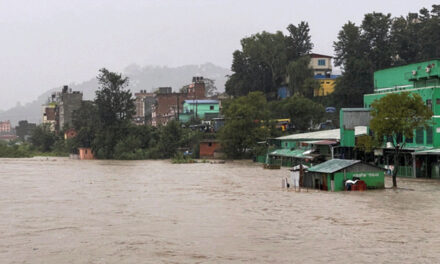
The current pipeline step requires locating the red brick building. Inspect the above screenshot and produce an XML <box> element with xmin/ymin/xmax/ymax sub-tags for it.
<box><xmin>151</xmin><ymin>77</ymin><xmax>206</xmax><ymax>126</ymax></box>
<box><xmin>199</xmin><ymin>140</ymin><xmax>221</xmax><ymax>158</ymax></box>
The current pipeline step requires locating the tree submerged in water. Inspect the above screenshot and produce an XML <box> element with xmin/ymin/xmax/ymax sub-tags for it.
<box><xmin>369</xmin><ymin>92</ymin><xmax>432</xmax><ymax>188</ymax></box>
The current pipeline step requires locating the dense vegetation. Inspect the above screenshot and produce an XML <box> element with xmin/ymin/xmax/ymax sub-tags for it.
<box><xmin>69</xmin><ymin>69</ymin><xmax>202</xmax><ymax>160</ymax></box>
<box><xmin>2</xmin><ymin>5</ymin><xmax>440</xmax><ymax>160</ymax></box>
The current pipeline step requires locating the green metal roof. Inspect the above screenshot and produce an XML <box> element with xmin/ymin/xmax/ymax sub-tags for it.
<box><xmin>269</xmin><ymin>148</ymin><xmax>312</xmax><ymax>159</ymax></box>
<box><xmin>307</xmin><ymin>159</ymin><xmax>360</xmax><ymax>173</ymax></box>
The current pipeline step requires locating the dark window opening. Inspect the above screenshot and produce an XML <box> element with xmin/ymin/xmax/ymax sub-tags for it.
<box><xmin>427</xmin><ymin>99</ymin><xmax>432</xmax><ymax>110</ymax></box>
<box><xmin>210</xmin><ymin>106</ymin><xmax>214</xmax><ymax>110</ymax></box>
<box><xmin>396</xmin><ymin>133</ymin><xmax>403</xmax><ymax>144</ymax></box>
<box><xmin>427</xmin><ymin>126</ymin><xmax>433</xmax><ymax>144</ymax></box>
<box><xmin>416</xmin><ymin>128</ymin><xmax>424</xmax><ymax>144</ymax></box>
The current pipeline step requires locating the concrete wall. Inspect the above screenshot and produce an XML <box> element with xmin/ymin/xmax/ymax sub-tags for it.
<box><xmin>59</xmin><ymin>92</ymin><xmax>83</xmax><ymax>129</ymax></box>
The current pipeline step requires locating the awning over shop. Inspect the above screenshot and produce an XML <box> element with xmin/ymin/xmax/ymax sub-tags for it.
<box><xmin>269</xmin><ymin>148</ymin><xmax>313</xmax><ymax>159</ymax></box>
<box><xmin>312</xmin><ymin>140</ymin><xmax>338</xmax><ymax>145</ymax></box>
<box><xmin>413</xmin><ymin>148</ymin><xmax>440</xmax><ymax>156</ymax></box>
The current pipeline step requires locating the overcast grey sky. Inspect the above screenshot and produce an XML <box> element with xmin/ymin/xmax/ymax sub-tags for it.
<box><xmin>0</xmin><ymin>0</ymin><xmax>435</xmax><ymax>110</ymax></box>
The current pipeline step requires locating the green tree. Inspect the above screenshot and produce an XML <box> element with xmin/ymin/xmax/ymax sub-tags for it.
<box><xmin>225</xmin><ymin>22</ymin><xmax>313</xmax><ymax>98</ymax></box>
<box><xmin>332</xmin><ymin>21</ymin><xmax>374</xmax><ymax>107</ymax></box>
<box><xmin>15</xmin><ymin>120</ymin><xmax>36</xmax><ymax>141</ymax></box>
<box><xmin>286</xmin><ymin>56</ymin><xmax>318</xmax><ymax>97</ymax></box>
<box><xmin>72</xmin><ymin>101</ymin><xmax>99</xmax><ymax>148</ymax></box>
<box><xmin>93</xmin><ymin>68</ymin><xmax>135</xmax><ymax>158</ymax></box>
<box><xmin>361</xmin><ymin>12</ymin><xmax>393</xmax><ymax>70</ymax></box>
<box><xmin>390</xmin><ymin>13</ymin><xmax>422</xmax><ymax>64</ymax></box>
<box><xmin>156</xmin><ymin>120</ymin><xmax>184</xmax><ymax>158</ymax></box>
<box><xmin>418</xmin><ymin>5</ymin><xmax>440</xmax><ymax>60</ymax></box>
<box><xmin>285</xmin><ymin>21</ymin><xmax>313</xmax><ymax>60</ymax></box>
<box><xmin>270</xmin><ymin>95</ymin><xmax>325</xmax><ymax>132</ymax></box>
<box><xmin>219</xmin><ymin>92</ymin><xmax>271</xmax><ymax>158</ymax></box>
<box><xmin>370</xmin><ymin>92</ymin><xmax>432</xmax><ymax>188</ymax></box>
<box><xmin>29</xmin><ymin>124</ymin><xmax>57</xmax><ymax>152</ymax></box>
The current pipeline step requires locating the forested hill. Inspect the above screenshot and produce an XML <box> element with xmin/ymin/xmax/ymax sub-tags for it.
<box><xmin>0</xmin><ymin>63</ymin><xmax>230</xmax><ymax>125</ymax></box>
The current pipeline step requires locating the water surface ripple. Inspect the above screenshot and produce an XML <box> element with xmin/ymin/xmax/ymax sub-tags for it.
<box><xmin>1</xmin><ymin>158</ymin><xmax>439</xmax><ymax>263</ymax></box>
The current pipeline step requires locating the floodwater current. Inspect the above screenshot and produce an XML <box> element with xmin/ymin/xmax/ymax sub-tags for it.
<box><xmin>1</xmin><ymin>157</ymin><xmax>440</xmax><ymax>263</ymax></box>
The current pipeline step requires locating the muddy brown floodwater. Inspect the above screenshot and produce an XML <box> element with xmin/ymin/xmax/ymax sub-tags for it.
<box><xmin>1</xmin><ymin>158</ymin><xmax>440</xmax><ymax>263</ymax></box>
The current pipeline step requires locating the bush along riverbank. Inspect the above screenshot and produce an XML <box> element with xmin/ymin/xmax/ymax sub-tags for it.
<box><xmin>0</xmin><ymin>141</ymin><xmax>69</xmax><ymax>158</ymax></box>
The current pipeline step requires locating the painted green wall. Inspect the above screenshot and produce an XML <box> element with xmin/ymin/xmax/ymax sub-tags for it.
<box><xmin>374</xmin><ymin>59</ymin><xmax>440</xmax><ymax>90</ymax></box>
<box><xmin>364</xmin><ymin>60</ymin><xmax>440</xmax><ymax>149</ymax></box>
<box><xmin>329</xmin><ymin>171</ymin><xmax>385</xmax><ymax>191</ymax></box>
<box><xmin>179</xmin><ymin>102</ymin><xmax>219</xmax><ymax>122</ymax></box>
<box><xmin>280</xmin><ymin>140</ymin><xmax>297</xmax><ymax>149</ymax></box>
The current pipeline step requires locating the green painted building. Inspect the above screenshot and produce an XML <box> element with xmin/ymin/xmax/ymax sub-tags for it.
<box><xmin>305</xmin><ymin>159</ymin><xmax>385</xmax><ymax>191</ymax></box>
<box><xmin>362</xmin><ymin>59</ymin><xmax>440</xmax><ymax>178</ymax></box>
<box><xmin>178</xmin><ymin>100</ymin><xmax>220</xmax><ymax>123</ymax></box>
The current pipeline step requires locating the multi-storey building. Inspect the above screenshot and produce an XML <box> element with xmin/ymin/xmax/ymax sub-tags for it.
<box><xmin>0</xmin><ymin>120</ymin><xmax>11</xmax><ymax>134</ymax></box>
<box><xmin>134</xmin><ymin>90</ymin><xmax>155</xmax><ymax>125</ymax></box>
<box><xmin>59</xmin><ymin>86</ymin><xmax>82</xmax><ymax>129</ymax></box>
<box><xmin>42</xmin><ymin>85</ymin><xmax>82</xmax><ymax>132</ymax></box>
<box><xmin>309</xmin><ymin>53</ymin><xmax>340</xmax><ymax>97</ymax></box>
<box><xmin>151</xmin><ymin>78</ymin><xmax>206</xmax><ymax>126</ymax></box>
<box><xmin>178</xmin><ymin>100</ymin><xmax>220</xmax><ymax>123</ymax></box>
<box><xmin>360</xmin><ymin>59</ymin><xmax>440</xmax><ymax>178</ymax></box>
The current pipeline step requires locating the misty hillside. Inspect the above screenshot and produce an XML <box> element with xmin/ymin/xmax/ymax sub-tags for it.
<box><xmin>0</xmin><ymin>63</ymin><xmax>230</xmax><ymax>125</ymax></box>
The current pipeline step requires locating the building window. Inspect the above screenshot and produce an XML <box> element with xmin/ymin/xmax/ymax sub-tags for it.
<box><xmin>210</xmin><ymin>105</ymin><xmax>214</xmax><ymax>110</ymax></box>
<box><xmin>427</xmin><ymin>99</ymin><xmax>432</xmax><ymax>109</ymax></box>
<box><xmin>208</xmin><ymin>142</ymin><xmax>212</xmax><ymax>147</ymax></box>
<box><xmin>436</xmin><ymin>98</ymin><xmax>440</xmax><ymax>105</ymax></box>
<box><xmin>318</xmin><ymin>59</ymin><xmax>326</xmax><ymax>66</ymax></box>
<box><xmin>405</xmin><ymin>136</ymin><xmax>413</xmax><ymax>144</ymax></box>
<box><xmin>427</xmin><ymin>126</ymin><xmax>433</xmax><ymax>144</ymax></box>
<box><xmin>416</xmin><ymin>128</ymin><xmax>424</xmax><ymax>144</ymax></box>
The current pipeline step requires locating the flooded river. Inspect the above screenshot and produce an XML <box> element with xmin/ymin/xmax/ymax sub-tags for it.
<box><xmin>1</xmin><ymin>158</ymin><xmax>440</xmax><ymax>263</ymax></box>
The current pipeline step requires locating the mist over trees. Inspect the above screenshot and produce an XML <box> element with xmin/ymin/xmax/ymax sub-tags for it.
<box><xmin>0</xmin><ymin>63</ymin><xmax>230</xmax><ymax>126</ymax></box>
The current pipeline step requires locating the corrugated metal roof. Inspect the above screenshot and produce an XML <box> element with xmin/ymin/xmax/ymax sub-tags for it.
<box><xmin>276</xmin><ymin>126</ymin><xmax>367</xmax><ymax>141</ymax></box>
<box><xmin>413</xmin><ymin>148</ymin><xmax>440</xmax><ymax>155</ymax></box>
<box><xmin>307</xmin><ymin>159</ymin><xmax>361</xmax><ymax>173</ymax></box>
<box><xmin>184</xmin><ymin>100</ymin><xmax>219</xmax><ymax>104</ymax></box>
<box><xmin>269</xmin><ymin>149</ymin><xmax>312</xmax><ymax>159</ymax></box>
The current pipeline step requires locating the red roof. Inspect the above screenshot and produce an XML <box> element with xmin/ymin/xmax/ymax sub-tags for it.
<box><xmin>310</xmin><ymin>53</ymin><xmax>332</xmax><ymax>59</ymax></box>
